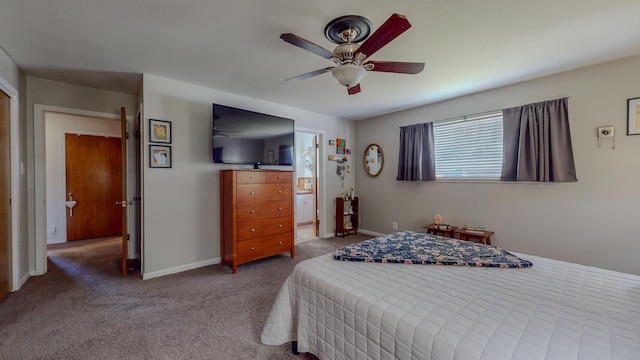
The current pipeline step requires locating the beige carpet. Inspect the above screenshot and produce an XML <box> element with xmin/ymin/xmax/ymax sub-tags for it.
<box><xmin>296</xmin><ymin>231</ymin><xmax>316</xmax><ymax>241</ymax></box>
<box><xmin>0</xmin><ymin>234</ymin><xmax>370</xmax><ymax>360</ymax></box>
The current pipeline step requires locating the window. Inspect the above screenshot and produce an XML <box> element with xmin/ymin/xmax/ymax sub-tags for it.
<box><xmin>433</xmin><ymin>111</ymin><xmax>503</xmax><ymax>180</ymax></box>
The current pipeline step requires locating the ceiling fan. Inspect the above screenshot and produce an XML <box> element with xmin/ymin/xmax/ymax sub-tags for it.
<box><xmin>280</xmin><ymin>13</ymin><xmax>425</xmax><ymax>95</ymax></box>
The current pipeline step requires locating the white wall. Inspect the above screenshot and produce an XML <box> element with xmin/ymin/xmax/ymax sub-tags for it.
<box><xmin>0</xmin><ymin>47</ymin><xmax>20</xmax><ymax>90</ymax></box>
<box><xmin>355</xmin><ymin>54</ymin><xmax>640</xmax><ymax>275</ymax></box>
<box><xmin>44</xmin><ymin>113</ymin><xmax>120</xmax><ymax>244</ymax></box>
<box><xmin>141</xmin><ymin>74</ymin><xmax>354</xmax><ymax>278</ymax></box>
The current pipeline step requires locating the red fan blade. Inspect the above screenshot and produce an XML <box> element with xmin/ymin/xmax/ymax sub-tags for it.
<box><xmin>285</xmin><ymin>67</ymin><xmax>333</xmax><ymax>83</ymax></box>
<box><xmin>280</xmin><ymin>33</ymin><xmax>335</xmax><ymax>60</ymax></box>
<box><xmin>366</xmin><ymin>61</ymin><xmax>425</xmax><ymax>74</ymax></box>
<box><xmin>348</xmin><ymin>84</ymin><xmax>361</xmax><ymax>95</ymax></box>
<box><xmin>356</xmin><ymin>14</ymin><xmax>412</xmax><ymax>59</ymax></box>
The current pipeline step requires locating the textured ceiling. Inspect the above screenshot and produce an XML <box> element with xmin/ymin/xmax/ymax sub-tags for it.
<box><xmin>1</xmin><ymin>0</ymin><xmax>640</xmax><ymax>120</ymax></box>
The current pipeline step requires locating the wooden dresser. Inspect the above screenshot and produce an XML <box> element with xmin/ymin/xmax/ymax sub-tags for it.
<box><xmin>220</xmin><ymin>170</ymin><xmax>295</xmax><ymax>273</ymax></box>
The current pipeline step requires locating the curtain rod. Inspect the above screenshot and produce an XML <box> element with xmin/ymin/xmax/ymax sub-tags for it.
<box><xmin>506</xmin><ymin>96</ymin><xmax>569</xmax><ymax>111</ymax></box>
<box><xmin>400</xmin><ymin>97</ymin><xmax>569</xmax><ymax>127</ymax></box>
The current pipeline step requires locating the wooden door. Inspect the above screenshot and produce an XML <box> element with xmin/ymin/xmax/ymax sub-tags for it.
<box><xmin>119</xmin><ymin>107</ymin><xmax>128</xmax><ymax>277</ymax></box>
<box><xmin>0</xmin><ymin>90</ymin><xmax>10</xmax><ymax>301</ymax></box>
<box><xmin>65</xmin><ymin>134</ymin><xmax>122</xmax><ymax>241</ymax></box>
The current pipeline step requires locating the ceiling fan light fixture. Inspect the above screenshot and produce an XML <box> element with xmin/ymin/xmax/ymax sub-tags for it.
<box><xmin>281</xmin><ymin>14</ymin><xmax>424</xmax><ymax>95</ymax></box>
<box><xmin>332</xmin><ymin>64</ymin><xmax>366</xmax><ymax>88</ymax></box>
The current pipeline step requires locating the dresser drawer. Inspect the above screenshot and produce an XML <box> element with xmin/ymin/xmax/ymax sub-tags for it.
<box><xmin>237</xmin><ymin>216</ymin><xmax>291</xmax><ymax>241</ymax></box>
<box><xmin>237</xmin><ymin>183</ymin><xmax>291</xmax><ymax>203</ymax></box>
<box><xmin>236</xmin><ymin>234</ymin><xmax>293</xmax><ymax>263</ymax></box>
<box><xmin>237</xmin><ymin>200</ymin><xmax>292</xmax><ymax>222</ymax></box>
<box><xmin>267</xmin><ymin>171</ymin><xmax>292</xmax><ymax>184</ymax></box>
<box><xmin>236</xmin><ymin>171</ymin><xmax>266</xmax><ymax>184</ymax></box>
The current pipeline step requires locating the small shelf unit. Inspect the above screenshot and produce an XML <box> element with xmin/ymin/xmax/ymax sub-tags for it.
<box><xmin>335</xmin><ymin>197</ymin><xmax>358</xmax><ymax>237</ymax></box>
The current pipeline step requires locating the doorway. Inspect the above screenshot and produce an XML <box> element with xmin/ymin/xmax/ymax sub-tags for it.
<box><xmin>0</xmin><ymin>90</ymin><xmax>10</xmax><ymax>301</ymax></box>
<box><xmin>44</xmin><ymin>113</ymin><xmax>121</xmax><ymax>244</ymax></box>
<box><xmin>0</xmin><ymin>77</ymin><xmax>19</xmax><ymax>297</ymax></box>
<box><xmin>295</xmin><ymin>131</ymin><xmax>321</xmax><ymax>241</ymax></box>
<box><xmin>35</xmin><ymin>106</ymin><xmax>137</xmax><ymax>277</ymax></box>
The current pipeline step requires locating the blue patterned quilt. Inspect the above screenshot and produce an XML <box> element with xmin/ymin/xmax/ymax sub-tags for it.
<box><xmin>334</xmin><ymin>231</ymin><xmax>532</xmax><ymax>268</ymax></box>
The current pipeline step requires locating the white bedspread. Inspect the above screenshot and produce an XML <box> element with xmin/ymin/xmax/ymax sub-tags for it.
<box><xmin>261</xmin><ymin>252</ymin><xmax>640</xmax><ymax>359</ymax></box>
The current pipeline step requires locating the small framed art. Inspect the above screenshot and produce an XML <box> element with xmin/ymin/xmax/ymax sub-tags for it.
<box><xmin>336</xmin><ymin>138</ymin><xmax>346</xmax><ymax>154</ymax></box>
<box><xmin>627</xmin><ymin>97</ymin><xmax>640</xmax><ymax>135</ymax></box>
<box><xmin>150</xmin><ymin>145</ymin><xmax>172</xmax><ymax>168</ymax></box>
<box><xmin>149</xmin><ymin>119</ymin><xmax>172</xmax><ymax>143</ymax></box>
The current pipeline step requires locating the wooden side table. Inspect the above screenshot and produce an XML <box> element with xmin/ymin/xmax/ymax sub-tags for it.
<box><xmin>454</xmin><ymin>228</ymin><xmax>494</xmax><ymax>245</ymax></box>
<box><xmin>423</xmin><ymin>224</ymin><xmax>458</xmax><ymax>238</ymax></box>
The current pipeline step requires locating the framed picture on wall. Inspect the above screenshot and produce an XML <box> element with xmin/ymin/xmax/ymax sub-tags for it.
<box><xmin>336</xmin><ymin>138</ymin><xmax>346</xmax><ymax>154</ymax></box>
<box><xmin>149</xmin><ymin>119</ymin><xmax>172</xmax><ymax>143</ymax></box>
<box><xmin>150</xmin><ymin>145</ymin><xmax>172</xmax><ymax>168</ymax></box>
<box><xmin>627</xmin><ymin>97</ymin><xmax>640</xmax><ymax>135</ymax></box>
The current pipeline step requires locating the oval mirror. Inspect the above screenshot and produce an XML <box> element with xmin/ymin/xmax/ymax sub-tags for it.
<box><xmin>363</xmin><ymin>144</ymin><xmax>384</xmax><ymax>177</ymax></box>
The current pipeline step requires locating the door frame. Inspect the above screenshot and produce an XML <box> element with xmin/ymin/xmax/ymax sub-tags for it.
<box><xmin>33</xmin><ymin>105</ymin><xmax>133</xmax><ymax>275</ymax></box>
<box><xmin>295</xmin><ymin>127</ymin><xmax>327</xmax><ymax>237</ymax></box>
<box><xmin>0</xmin><ymin>77</ymin><xmax>20</xmax><ymax>291</ymax></box>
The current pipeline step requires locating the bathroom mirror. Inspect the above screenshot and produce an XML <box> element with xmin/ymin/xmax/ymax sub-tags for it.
<box><xmin>363</xmin><ymin>144</ymin><xmax>384</xmax><ymax>177</ymax></box>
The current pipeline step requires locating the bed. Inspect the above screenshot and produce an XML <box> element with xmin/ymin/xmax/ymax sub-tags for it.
<box><xmin>261</xmin><ymin>231</ymin><xmax>640</xmax><ymax>359</ymax></box>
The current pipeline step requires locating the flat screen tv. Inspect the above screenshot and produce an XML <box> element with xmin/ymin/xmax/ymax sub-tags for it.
<box><xmin>212</xmin><ymin>104</ymin><xmax>295</xmax><ymax>167</ymax></box>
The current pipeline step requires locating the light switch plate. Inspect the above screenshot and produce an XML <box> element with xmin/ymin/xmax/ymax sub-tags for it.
<box><xmin>598</xmin><ymin>126</ymin><xmax>615</xmax><ymax>137</ymax></box>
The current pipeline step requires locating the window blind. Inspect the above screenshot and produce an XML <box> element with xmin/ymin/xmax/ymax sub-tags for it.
<box><xmin>433</xmin><ymin>111</ymin><xmax>503</xmax><ymax>179</ymax></box>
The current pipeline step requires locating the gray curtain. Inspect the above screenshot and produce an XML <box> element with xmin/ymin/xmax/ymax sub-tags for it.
<box><xmin>396</xmin><ymin>123</ymin><xmax>436</xmax><ymax>181</ymax></box>
<box><xmin>501</xmin><ymin>98</ymin><xmax>577</xmax><ymax>182</ymax></box>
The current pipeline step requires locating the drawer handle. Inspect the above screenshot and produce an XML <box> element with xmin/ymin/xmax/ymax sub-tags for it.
<box><xmin>251</xmin><ymin>229</ymin><xmax>255</xmax><ymax>232</ymax></box>
<box><xmin>250</xmin><ymin>191</ymin><xmax>255</xmax><ymax>195</ymax></box>
<box><xmin>250</xmin><ymin>210</ymin><xmax>255</xmax><ymax>214</ymax></box>
<box><xmin>278</xmin><ymin>224</ymin><xmax>283</xmax><ymax>228</ymax></box>
<box><xmin>277</xmin><ymin>190</ymin><xmax>282</xmax><ymax>194</ymax></box>
<box><xmin>249</xmin><ymin>176</ymin><xmax>254</xmax><ymax>179</ymax></box>
<box><xmin>277</xmin><ymin>207</ymin><xmax>282</xmax><ymax>211</ymax></box>
<box><xmin>277</xmin><ymin>176</ymin><xmax>282</xmax><ymax>179</ymax></box>
<box><xmin>278</xmin><ymin>241</ymin><xmax>283</xmax><ymax>245</ymax></box>
<box><xmin>250</xmin><ymin>247</ymin><xmax>255</xmax><ymax>251</ymax></box>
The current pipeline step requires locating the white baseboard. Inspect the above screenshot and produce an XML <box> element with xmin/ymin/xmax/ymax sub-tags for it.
<box><xmin>12</xmin><ymin>272</ymin><xmax>31</xmax><ymax>292</ymax></box>
<box><xmin>19</xmin><ymin>272</ymin><xmax>30</xmax><ymax>287</ymax></box>
<box><xmin>357</xmin><ymin>229</ymin><xmax>384</xmax><ymax>237</ymax></box>
<box><xmin>142</xmin><ymin>257</ymin><xmax>221</xmax><ymax>280</ymax></box>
